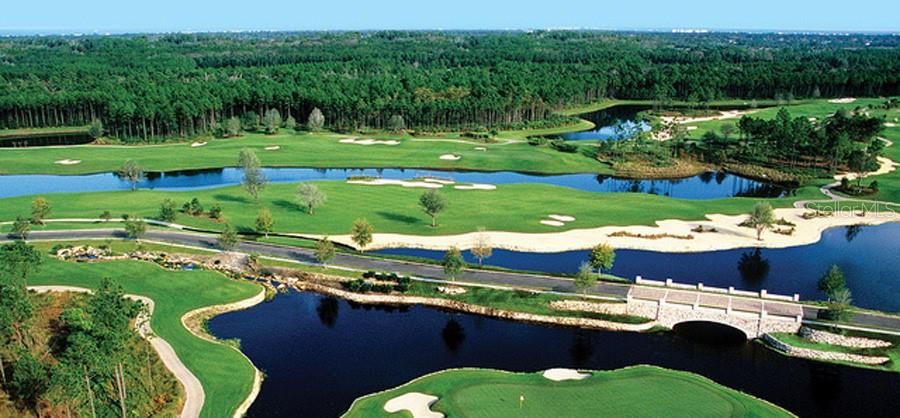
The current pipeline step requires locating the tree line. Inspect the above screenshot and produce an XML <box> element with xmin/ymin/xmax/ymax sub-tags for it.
<box><xmin>0</xmin><ymin>31</ymin><xmax>897</xmax><ymax>140</ymax></box>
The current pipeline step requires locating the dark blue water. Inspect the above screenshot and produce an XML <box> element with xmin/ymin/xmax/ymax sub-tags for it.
<box><xmin>0</xmin><ymin>167</ymin><xmax>787</xmax><ymax>199</ymax></box>
<box><xmin>375</xmin><ymin>223</ymin><xmax>900</xmax><ymax>312</ymax></box>
<box><xmin>562</xmin><ymin>105</ymin><xmax>652</xmax><ymax>141</ymax></box>
<box><xmin>208</xmin><ymin>291</ymin><xmax>900</xmax><ymax>418</ymax></box>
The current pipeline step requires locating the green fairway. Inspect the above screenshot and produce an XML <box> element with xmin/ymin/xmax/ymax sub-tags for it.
<box><xmin>0</xmin><ymin>181</ymin><xmax>820</xmax><ymax>237</ymax></box>
<box><xmin>28</xmin><ymin>253</ymin><xmax>262</xmax><ymax>418</ymax></box>
<box><xmin>342</xmin><ymin>366</ymin><xmax>792</xmax><ymax>418</ymax></box>
<box><xmin>0</xmin><ymin>130</ymin><xmax>608</xmax><ymax>175</ymax></box>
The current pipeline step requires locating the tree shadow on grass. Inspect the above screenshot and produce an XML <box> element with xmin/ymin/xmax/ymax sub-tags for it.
<box><xmin>213</xmin><ymin>193</ymin><xmax>251</xmax><ymax>204</ymax></box>
<box><xmin>376</xmin><ymin>211</ymin><xmax>420</xmax><ymax>225</ymax></box>
<box><xmin>273</xmin><ymin>199</ymin><xmax>304</xmax><ymax>213</ymax></box>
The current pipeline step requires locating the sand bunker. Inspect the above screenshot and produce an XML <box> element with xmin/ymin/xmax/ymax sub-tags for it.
<box><xmin>454</xmin><ymin>183</ymin><xmax>497</xmax><ymax>190</ymax></box>
<box><xmin>347</xmin><ymin>179</ymin><xmax>442</xmax><ymax>189</ymax></box>
<box><xmin>474</xmin><ymin>146</ymin><xmax>487</xmax><ymax>151</ymax></box>
<box><xmin>686</xmin><ymin>126</ymin><xmax>698</xmax><ymax>131</ymax></box>
<box><xmin>422</xmin><ymin>178</ymin><xmax>456</xmax><ymax>185</ymax></box>
<box><xmin>828</xmin><ymin>98</ymin><xmax>856</xmax><ymax>104</ymax></box>
<box><xmin>543</xmin><ymin>368</ymin><xmax>590</xmax><ymax>381</ymax></box>
<box><xmin>264</xmin><ymin>145</ymin><xmax>281</xmax><ymax>151</ymax></box>
<box><xmin>540</xmin><ymin>220</ymin><xmax>565</xmax><ymax>227</ymax></box>
<box><xmin>54</xmin><ymin>159</ymin><xmax>82</xmax><ymax>165</ymax></box>
<box><xmin>190</xmin><ymin>141</ymin><xmax>207</xmax><ymax>148</ymax></box>
<box><xmin>548</xmin><ymin>214</ymin><xmax>576</xmax><ymax>222</ymax></box>
<box><xmin>886</xmin><ymin>122</ymin><xmax>897</xmax><ymax>128</ymax></box>
<box><xmin>339</xmin><ymin>138</ymin><xmax>400</xmax><ymax>146</ymax></box>
<box><xmin>439</xmin><ymin>154</ymin><xmax>461</xmax><ymax>161</ymax></box>
<box><xmin>384</xmin><ymin>393</ymin><xmax>444</xmax><ymax>418</ymax></box>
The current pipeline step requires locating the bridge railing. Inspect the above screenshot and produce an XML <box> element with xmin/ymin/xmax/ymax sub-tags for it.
<box><xmin>635</xmin><ymin>276</ymin><xmax>799</xmax><ymax>302</ymax></box>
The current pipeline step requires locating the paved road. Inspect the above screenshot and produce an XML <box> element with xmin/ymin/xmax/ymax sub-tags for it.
<box><xmin>10</xmin><ymin>228</ymin><xmax>900</xmax><ymax>333</ymax></box>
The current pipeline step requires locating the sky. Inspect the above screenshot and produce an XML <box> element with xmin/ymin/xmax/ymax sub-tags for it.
<box><xmin>1</xmin><ymin>0</ymin><xmax>898</xmax><ymax>34</ymax></box>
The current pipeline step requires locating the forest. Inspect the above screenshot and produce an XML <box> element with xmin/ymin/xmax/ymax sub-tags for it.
<box><xmin>0</xmin><ymin>31</ymin><xmax>898</xmax><ymax>140</ymax></box>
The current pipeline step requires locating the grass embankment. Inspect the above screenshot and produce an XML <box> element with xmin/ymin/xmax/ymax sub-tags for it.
<box><xmin>0</xmin><ymin>181</ymin><xmax>818</xmax><ymax>237</ymax></box>
<box><xmin>342</xmin><ymin>365</ymin><xmax>792</xmax><ymax>418</ymax></box>
<box><xmin>768</xmin><ymin>328</ymin><xmax>900</xmax><ymax>373</ymax></box>
<box><xmin>0</xmin><ymin>130</ymin><xmax>609</xmax><ymax>175</ymax></box>
<box><xmin>27</xmin><ymin>250</ymin><xmax>262</xmax><ymax>418</ymax></box>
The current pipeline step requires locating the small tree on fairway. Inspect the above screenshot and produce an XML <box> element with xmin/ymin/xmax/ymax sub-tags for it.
<box><xmin>419</xmin><ymin>189</ymin><xmax>447</xmax><ymax>228</ymax></box>
<box><xmin>11</xmin><ymin>216</ymin><xmax>30</xmax><ymax>240</ymax></box>
<box><xmin>158</xmin><ymin>199</ymin><xmax>177</xmax><ymax>223</ymax></box>
<box><xmin>239</xmin><ymin>149</ymin><xmax>267</xmax><ymax>201</ymax></box>
<box><xmin>589</xmin><ymin>243</ymin><xmax>615</xmax><ymax>275</ymax></box>
<box><xmin>826</xmin><ymin>287</ymin><xmax>853</xmax><ymax>321</ymax></box>
<box><xmin>0</xmin><ymin>240</ymin><xmax>44</xmax><ymax>283</ymax></box>
<box><xmin>442</xmin><ymin>246</ymin><xmax>465</xmax><ymax>281</ymax></box>
<box><xmin>307</xmin><ymin>107</ymin><xmax>325</xmax><ymax>131</ymax></box>
<box><xmin>818</xmin><ymin>264</ymin><xmax>847</xmax><ymax>297</ymax></box>
<box><xmin>218</xmin><ymin>223</ymin><xmax>239</xmax><ymax>251</ymax></box>
<box><xmin>574</xmin><ymin>262</ymin><xmax>597</xmax><ymax>294</ymax></box>
<box><xmin>720</xmin><ymin>122</ymin><xmax>736</xmax><ymax>140</ymax></box>
<box><xmin>297</xmin><ymin>183</ymin><xmax>327</xmax><ymax>215</ymax></box>
<box><xmin>88</xmin><ymin>118</ymin><xmax>104</xmax><ymax>139</ymax></box>
<box><xmin>315</xmin><ymin>237</ymin><xmax>336</xmax><ymax>267</ymax></box>
<box><xmin>470</xmin><ymin>228</ymin><xmax>493</xmax><ymax>266</ymax></box>
<box><xmin>124</xmin><ymin>216</ymin><xmax>147</xmax><ymax>241</ymax></box>
<box><xmin>209</xmin><ymin>204</ymin><xmax>223</xmax><ymax>220</ymax></box>
<box><xmin>226</xmin><ymin>117</ymin><xmax>241</xmax><ymax>137</ymax></box>
<box><xmin>255</xmin><ymin>208</ymin><xmax>274</xmax><ymax>238</ymax></box>
<box><xmin>747</xmin><ymin>201</ymin><xmax>775</xmax><ymax>241</ymax></box>
<box><xmin>30</xmin><ymin>196</ymin><xmax>51</xmax><ymax>225</ymax></box>
<box><xmin>263</xmin><ymin>108</ymin><xmax>282</xmax><ymax>134</ymax></box>
<box><xmin>117</xmin><ymin>159</ymin><xmax>145</xmax><ymax>191</ymax></box>
<box><xmin>388</xmin><ymin>114</ymin><xmax>406</xmax><ymax>132</ymax></box>
<box><xmin>100</xmin><ymin>210</ymin><xmax>112</xmax><ymax>222</ymax></box>
<box><xmin>351</xmin><ymin>219</ymin><xmax>374</xmax><ymax>251</ymax></box>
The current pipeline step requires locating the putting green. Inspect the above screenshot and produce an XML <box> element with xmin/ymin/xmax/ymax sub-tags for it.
<box><xmin>342</xmin><ymin>365</ymin><xmax>792</xmax><ymax>417</ymax></box>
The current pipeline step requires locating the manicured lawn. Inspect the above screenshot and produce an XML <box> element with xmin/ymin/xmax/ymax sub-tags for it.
<box><xmin>0</xmin><ymin>181</ymin><xmax>815</xmax><ymax>236</ymax></box>
<box><xmin>342</xmin><ymin>365</ymin><xmax>792</xmax><ymax>418</ymax></box>
<box><xmin>28</xmin><ymin>253</ymin><xmax>262</xmax><ymax>418</ymax></box>
<box><xmin>0</xmin><ymin>130</ymin><xmax>609</xmax><ymax>175</ymax></box>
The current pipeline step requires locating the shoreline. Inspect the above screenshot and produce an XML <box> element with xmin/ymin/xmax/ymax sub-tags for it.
<box><xmin>312</xmin><ymin>208</ymin><xmax>900</xmax><ymax>253</ymax></box>
<box><xmin>181</xmin><ymin>289</ymin><xmax>267</xmax><ymax>418</ymax></box>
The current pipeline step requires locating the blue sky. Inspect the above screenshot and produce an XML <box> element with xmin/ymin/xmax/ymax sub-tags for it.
<box><xmin>2</xmin><ymin>0</ymin><xmax>897</xmax><ymax>33</ymax></box>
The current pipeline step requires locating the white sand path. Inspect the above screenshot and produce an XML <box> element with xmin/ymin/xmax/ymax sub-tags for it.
<box><xmin>543</xmin><ymin>368</ymin><xmax>590</xmax><ymax>381</ymax></box>
<box><xmin>383</xmin><ymin>392</ymin><xmax>444</xmax><ymax>418</ymax></box>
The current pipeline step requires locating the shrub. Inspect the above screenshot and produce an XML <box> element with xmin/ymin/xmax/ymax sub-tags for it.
<box><xmin>208</xmin><ymin>204</ymin><xmax>223</xmax><ymax>219</ymax></box>
<box><xmin>549</xmin><ymin>139</ymin><xmax>578</xmax><ymax>153</ymax></box>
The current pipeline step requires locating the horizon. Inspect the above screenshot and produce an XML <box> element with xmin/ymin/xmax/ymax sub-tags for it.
<box><xmin>2</xmin><ymin>0</ymin><xmax>898</xmax><ymax>34</ymax></box>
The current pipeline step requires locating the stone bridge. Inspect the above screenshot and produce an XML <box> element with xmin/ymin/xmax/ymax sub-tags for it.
<box><xmin>624</xmin><ymin>283</ymin><xmax>803</xmax><ymax>339</ymax></box>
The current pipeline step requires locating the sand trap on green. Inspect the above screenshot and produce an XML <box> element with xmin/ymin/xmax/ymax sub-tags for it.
<box><xmin>342</xmin><ymin>366</ymin><xmax>793</xmax><ymax>418</ymax></box>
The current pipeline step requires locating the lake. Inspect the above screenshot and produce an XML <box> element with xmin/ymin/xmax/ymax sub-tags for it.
<box><xmin>208</xmin><ymin>291</ymin><xmax>900</xmax><ymax>417</ymax></box>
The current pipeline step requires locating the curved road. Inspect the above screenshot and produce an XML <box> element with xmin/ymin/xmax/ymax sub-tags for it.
<box><xmin>8</xmin><ymin>228</ymin><xmax>900</xmax><ymax>334</ymax></box>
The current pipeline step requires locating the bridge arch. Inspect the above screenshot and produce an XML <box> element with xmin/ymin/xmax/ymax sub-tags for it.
<box><xmin>671</xmin><ymin>319</ymin><xmax>750</xmax><ymax>341</ymax></box>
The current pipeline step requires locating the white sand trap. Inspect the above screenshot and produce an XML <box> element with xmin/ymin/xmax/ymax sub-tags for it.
<box><xmin>474</xmin><ymin>146</ymin><xmax>487</xmax><ymax>151</ymax></box>
<box><xmin>543</xmin><ymin>368</ymin><xmax>590</xmax><ymax>381</ymax></box>
<box><xmin>540</xmin><ymin>220</ymin><xmax>565</xmax><ymax>227</ymax></box>
<box><xmin>54</xmin><ymin>159</ymin><xmax>82</xmax><ymax>165</ymax></box>
<box><xmin>808</xmin><ymin>117</ymin><xmax>818</xmax><ymax>122</ymax></box>
<box><xmin>439</xmin><ymin>154</ymin><xmax>461</xmax><ymax>161</ymax></box>
<box><xmin>548</xmin><ymin>214</ymin><xmax>576</xmax><ymax>222</ymax></box>
<box><xmin>454</xmin><ymin>183</ymin><xmax>497</xmax><ymax>190</ymax></box>
<box><xmin>885</xmin><ymin>122</ymin><xmax>897</xmax><ymax>128</ymax></box>
<box><xmin>264</xmin><ymin>145</ymin><xmax>281</xmax><ymax>151</ymax></box>
<box><xmin>340</xmin><ymin>138</ymin><xmax>399</xmax><ymax>146</ymax></box>
<box><xmin>347</xmin><ymin>179</ymin><xmax>443</xmax><ymax>189</ymax></box>
<box><xmin>190</xmin><ymin>141</ymin><xmax>207</xmax><ymax>148</ymax></box>
<box><xmin>686</xmin><ymin>126</ymin><xmax>698</xmax><ymax>131</ymax></box>
<box><xmin>828</xmin><ymin>98</ymin><xmax>856</xmax><ymax>104</ymax></box>
<box><xmin>423</xmin><ymin>178</ymin><xmax>456</xmax><ymax>185</ymax></box>
<box><xmin>384</xmin><ymin>392</ymin><xmax>444</xmax><ymax>418</ymax></box>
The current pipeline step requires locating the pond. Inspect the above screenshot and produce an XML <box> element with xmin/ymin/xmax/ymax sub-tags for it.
<box><xmin>0</xmin><ymin>167</ymin><xmax>788</xmax><ymax>199</ymax></box>
<box><xmin>207</xmin><ymin>291</ymin><xmax>900</xmax><ymax>417</ymax></box>
<box><xmin>374</xmin><ymin>223</ymin><xmax>900</xmax><ymax>312</ymax></box>
<box><xmin>561</xmin><ymin>105</ymin><xmax>652</xmax><ymax>141</ymax></box>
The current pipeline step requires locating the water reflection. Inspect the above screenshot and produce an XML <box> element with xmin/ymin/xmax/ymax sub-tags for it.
<box><xmin>737</xmin><ymin>249</ymin><xmax>771</xmax><ymax>283</ymax></box>
<box><xmin>316</xmin><ymin>297</ymin><xmax>339</xmax><ymax>328</ymax></box>
<box><xmin>441</xmin><ymin>319</ymin><xmax>467</xmax><ymax>353</ymax></box>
